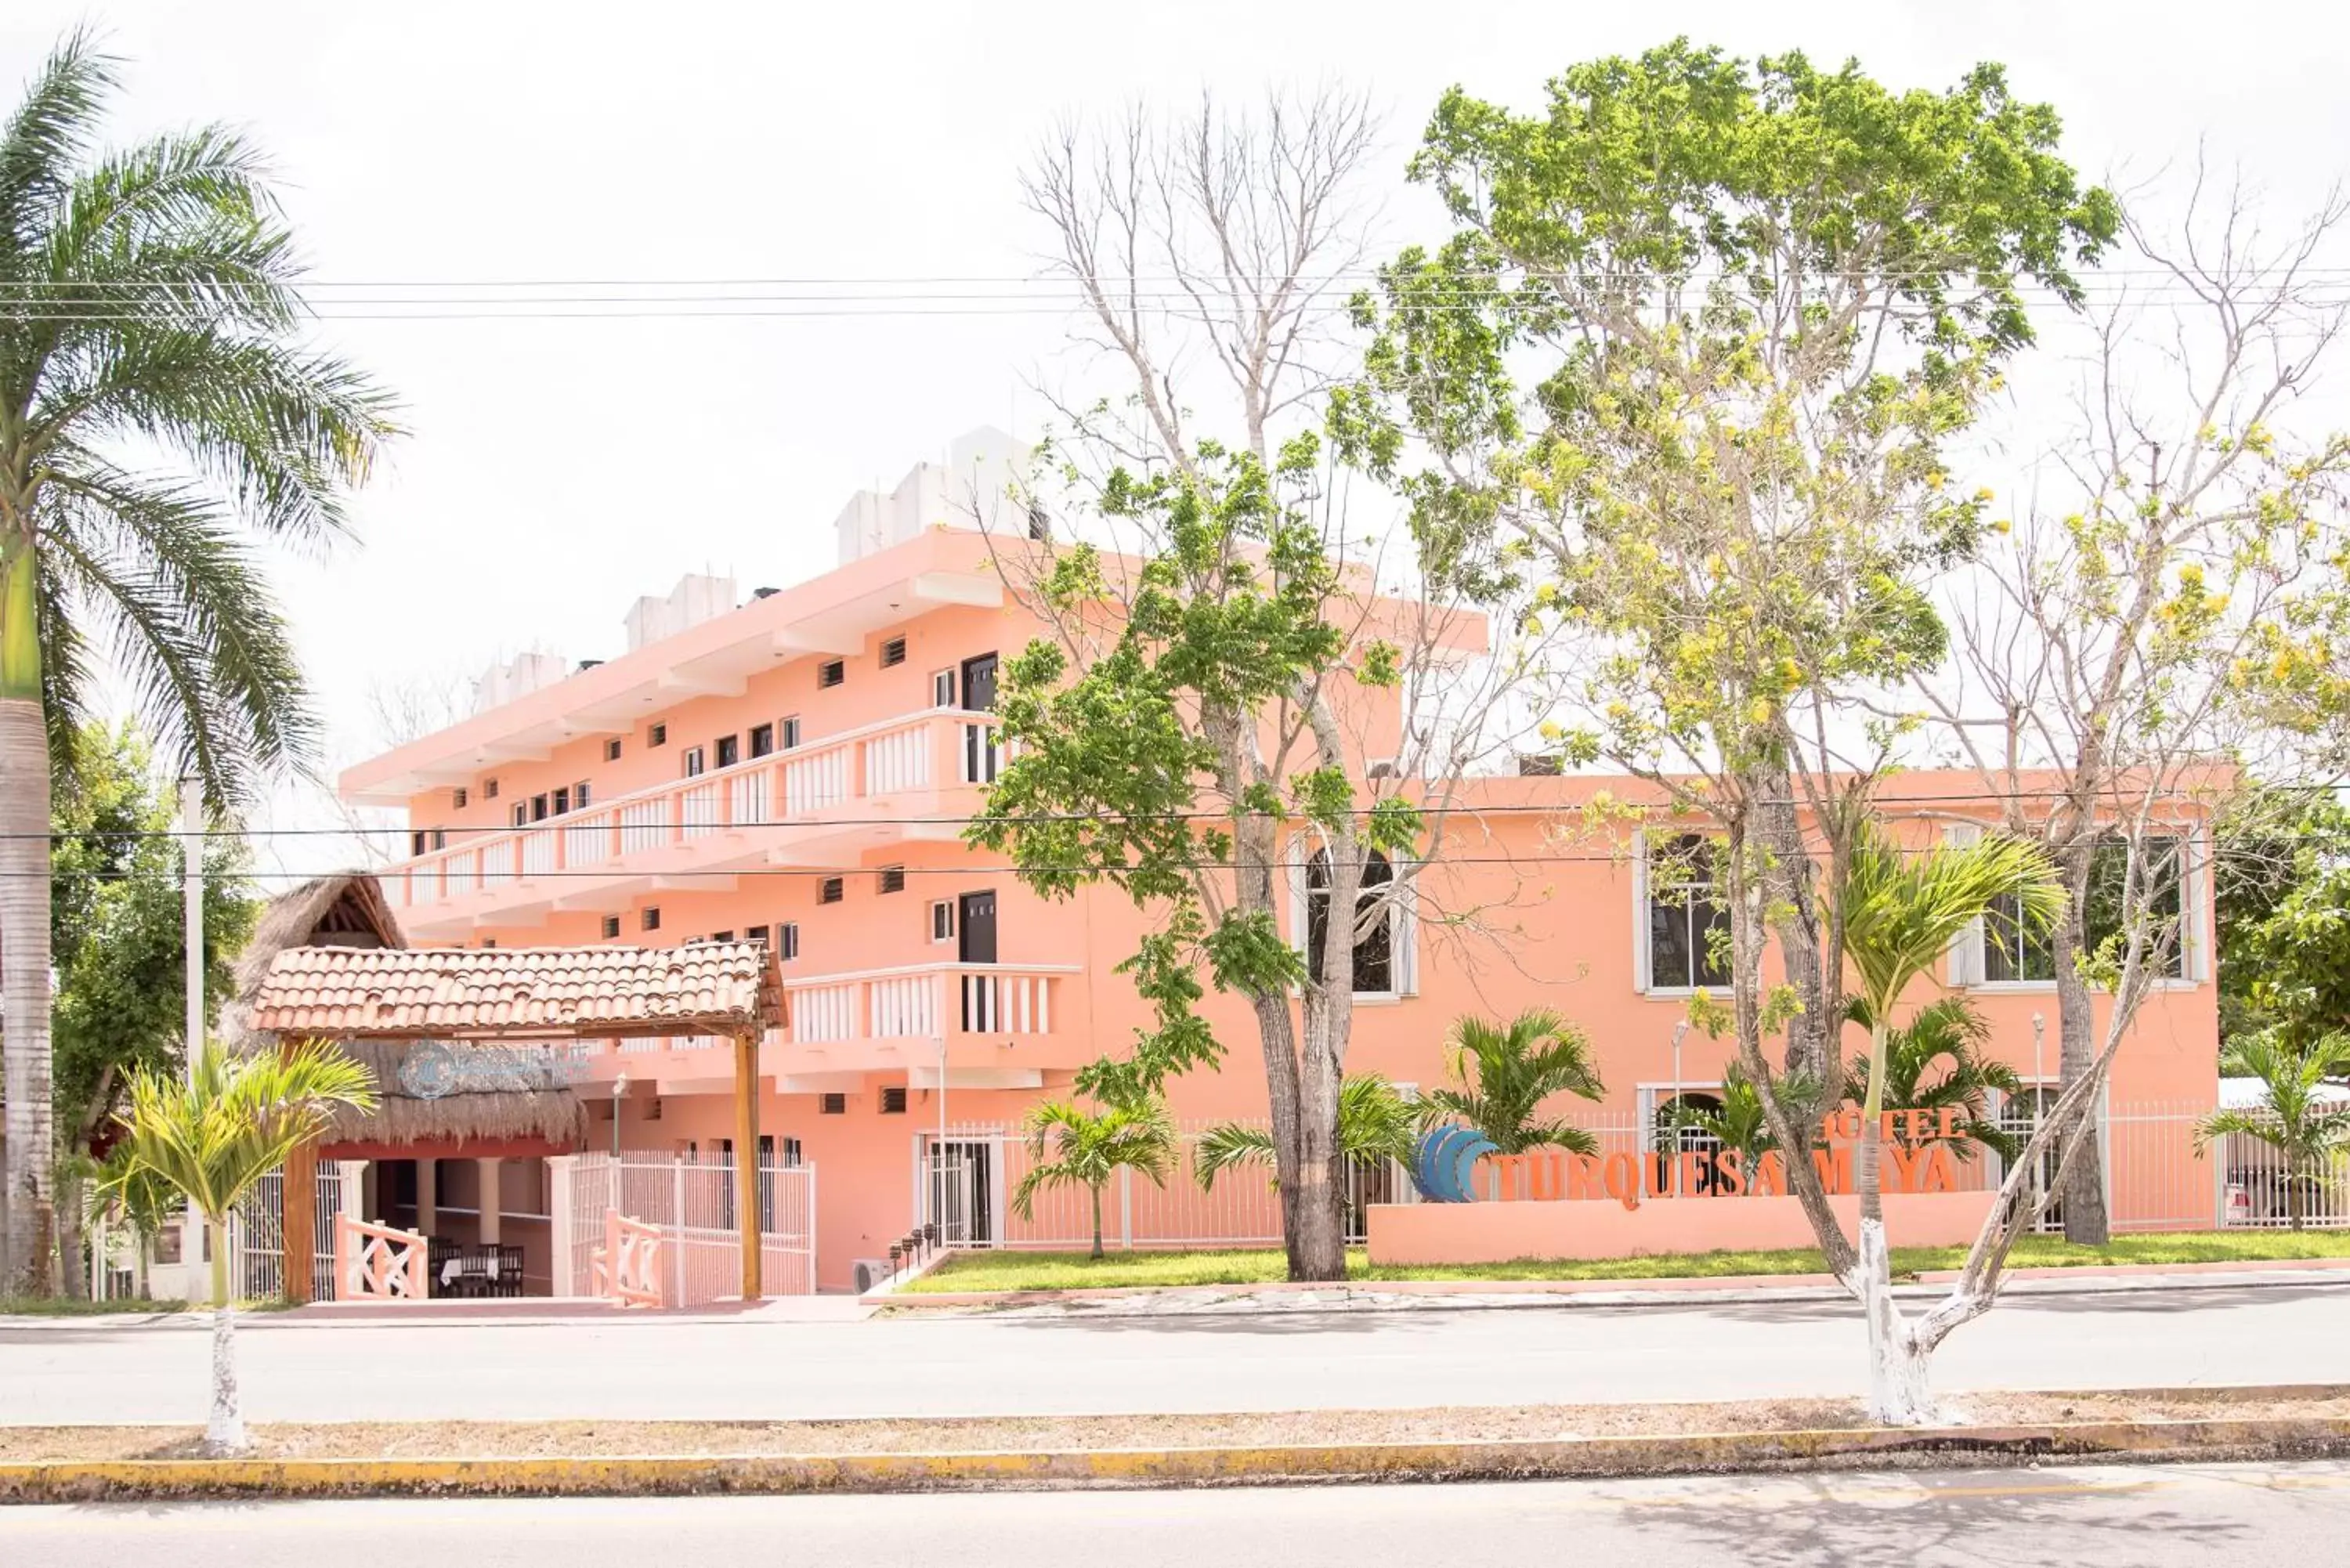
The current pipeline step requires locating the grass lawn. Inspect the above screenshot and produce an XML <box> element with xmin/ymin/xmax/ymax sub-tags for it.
<box><xmin>902</xmin><ymin>1229</ymin><xmax>2350</xmax><ymax>1294</ymax></box>
<box><xmin>0</xmin><ymin>1296</ymin><xmax>194</xmax><ymax>1317</ymax></box>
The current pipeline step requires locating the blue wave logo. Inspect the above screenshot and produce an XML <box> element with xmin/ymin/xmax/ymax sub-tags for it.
<box><xmin>1412</xmin><ymin>1125</ymin><xmax>1499</xmax><ymax>1203</ymax></box>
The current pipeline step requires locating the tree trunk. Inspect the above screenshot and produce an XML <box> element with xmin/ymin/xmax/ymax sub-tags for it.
<box><xmin>0</xmin><ymin>529</ymin><xmax>54</xmax><ymax>1294</ymax></box>
<box><xmin>1752</xmin><ymin>774</ymin><xmax>1831</xmax><ymax>1079</ymax></box>
<box><xmin>1858</xmin><ymin>1216</ymin><xmax>1936</xmax><ymax>1424</ymax></box>
<box><xmin>56</xmin><ymin>1182</ymin><xmax>85</xmax><ymax>1300</ymax></box>
<box><xmin>204</xmin><ymin>1215</ymin><xmax>248</xmax><ymax>1455</ymax></box>
<box><xmin>2050</xmin><ymin>848</ymin><xmax>2110</xmax><ymax>1245</ymax></box>
<box><xmin>1287</xmin><ymin>988</ymin><xmax>1350</xmax><ymax>1281</ymax></box>
<box><xmin>1089</xmin><ymin>1184</ymin><xmax>1104</xmax><ymax>1259</ymax></box>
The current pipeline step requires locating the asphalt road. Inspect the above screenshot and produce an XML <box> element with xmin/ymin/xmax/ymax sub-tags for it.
<box><xmin>4</xmin><ymin>1461</ymin><xmax>2345</xmax><ymax>1566</ymax></box>
<box><xmin>4</xmin><ymin>1284</ymin><xmax>2348</xmax><ymax>1425</ymax></box>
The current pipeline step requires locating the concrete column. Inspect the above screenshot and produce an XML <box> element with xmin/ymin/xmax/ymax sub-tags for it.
<box><xmin>415</xmin><ymin>1158</ymin><xmax>436</xmax><ymax>1234</ymax></box>
<box><xmin>476</xmin><ymin>1158</ymin><xmax>502</xmax><ymax>1245</ymax></box>
<box><xmin>334</xmin><ymin>1161</ymin><xmax>367</xmax><ymax>1298</ymax></box>
<box><xmin>545</xmin><ymin>1156</ymin><xmax>577</xmax><ymax>1297</ymax></box>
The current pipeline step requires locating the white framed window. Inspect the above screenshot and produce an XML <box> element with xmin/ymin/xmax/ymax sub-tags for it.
<box><xmin>682</xmin><ymin>745</ymin><xmax>706</xmax><ymax>778</ymax></box>
<box><xmin>932</xmin><ymin>669</ymin><xmax>957</xmax><ymax>709</ymax></box>
<box><xmin>778</xmin><ymin>921</ymin><xmax>799</xmax><ymax>961</ymax></box>
<box><xmin>1635</xmin><ymin>831</ymin><xmax>1730</xmax><ymax>993</ymax></box>
<box><xmin>1288</xmin><ymin>840</ymin><xmax>1418</xmax><ymax>997</ymax></box>
<box><xmin>930</xmin><ymin>900</ymin><xmax>956</xmax><ymax>944</ymax></box>
<box><xmin>780</xmin><ymin>715</ymin><xmax>802</xmax><ymax>751</ymax></box>
<box><xmin>1954</xmin><ymin>827</ymin><xmax>2204</xmax><ymax>989</ymax></box>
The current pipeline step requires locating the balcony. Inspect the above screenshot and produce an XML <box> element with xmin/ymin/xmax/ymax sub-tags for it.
<box><xmin>563</xmin><ymin>962</ymin><xmax>1086</xmax><ymax>1094</ymax></box>
<box><xmin>383</xmin><ymin>708</ymin><xmax>1008</xmax><ymax>935</ymax></box>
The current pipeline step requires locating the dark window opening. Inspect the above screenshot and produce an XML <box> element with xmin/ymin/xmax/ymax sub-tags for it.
<box><xmin>1647</xmin><ymin>834</ymin><xmax>1731</xmax><ymax>989</ymax></box>
<box><xmin>1306</xmin><ymin>849</ymin><xmax>1394</xmax><ymax>993</ymax></box>
<box><xmin>601</xmin><ymin>916</ymin><xmax>621</xmax><ymax>940</ymax></box>
<box><xmin>649</xmin><ymin>722</ymin><xmax>667</xmax><ymax>748</ymax></box>
<box><xmin>552</xmin><ymin>787</ymin><xmax>570</xmax><ymax>815</ymax></box>
<box><xmin>606</xmin><ymin>738</ymin><xmax>624</xmax><ymax>762</ymax></box>
<box><xmin>880</xmin><ymin>1086</ymin><xmax>908</xmax><ymax>1115</ymax></box>
<box><xmin>878</xmin><ymin>865</ymin><xmax>906</xmax><ymax>894</ymax></box>
<box><xmin>715</xmin><ymin>735</ymin><xmax>739</xmax><ymax>769</ymax></box>
<box><xmin>819</xmin><ymin>659</ymin><xmax>846</xmax><ymax>688</ymax></box>
<box><xmin>641</xmin><ymin>906</ymin><xmax>661</xmax><ymax>932</ymax></box>
<box><xmin>750</xmin><ymin>723</ymin><xmax>775</xmax><ymax>759</ymax></box>
<box><xmin>453</xmin><ymin>787</ymin><xmax>468</xmax><ymax>809</ymax></box>
<box><xmin>819</xmin><ymin>878</ymin><xmax>844</xmax><ymax>905</ymax></box>
<box><xmin>820</xmin><ymin>1092</ymin><xmax>847</xmax><ymax>1115</ymax></box>
<box><xmin>882</xmin><ymin>637</ymin><xmax>907</xmax><ymax>667</ymax></box>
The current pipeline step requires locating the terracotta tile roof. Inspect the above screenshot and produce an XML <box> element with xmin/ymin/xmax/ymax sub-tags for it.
<box><xmin>248</xmin><ymin>942</ymin><xmax>783</xmax><ymax>1040</ymax></box>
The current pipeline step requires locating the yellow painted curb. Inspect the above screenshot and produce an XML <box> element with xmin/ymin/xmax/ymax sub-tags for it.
<box><xmin>6</xmin><ymin>1417</ymin><xmax>2350</xmax><ymax>1502</ymax></box>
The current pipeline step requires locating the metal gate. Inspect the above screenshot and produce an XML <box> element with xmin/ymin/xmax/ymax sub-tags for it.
<box><xmin>231</xmin><ymin>1172</ymin><xmax>285</xmax><ymax>1301</ymax></box>
<box><xmin>561</xmin><ymin>1154</ymin><xmax>817</xmax><ymax>1300</ymax></box>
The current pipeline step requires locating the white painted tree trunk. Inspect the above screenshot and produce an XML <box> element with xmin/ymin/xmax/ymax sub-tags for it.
<box><xmin>204</xmin><ymin>1217</ymin><xmax>248</xmax><ymax>1455</ymax></box>
<box><xmin>1858</xmin><ymin>1216</ymin><xmax>1936</xmax><ymax>1425</ymax></box>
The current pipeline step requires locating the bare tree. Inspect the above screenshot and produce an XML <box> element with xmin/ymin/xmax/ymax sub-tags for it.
<box><xmin>1918</xmin><ymin>171</ymin><xmax>2350</xmax><ymax>1243</ymax></box>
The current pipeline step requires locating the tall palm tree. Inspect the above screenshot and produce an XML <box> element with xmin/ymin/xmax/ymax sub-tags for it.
<box><xmin>1837</xmin><ymin>818</ymin><xmax>2059</xmax><ymax>1422</ymax></box>
<box><xmin>1010</xmin><ymin>1093</ymin><xmax>1179</xmax><ymax>1259</ymax></box>
<box><xmin>1195</xmin><ymin>1072</ymin><xmax>1419</xmax><ymax>1190</ymax></box>
<box><xmin>2196</xmin><ymin>1033</ymin><xmax>2350</xmax><ymax>1230</ymax></box>
<box><xmin>0</xmin><ymin>31</ymin><xmax>395</xmax><ymax>1289</ymax></box>
<box><xmin>99</xmin><ymin>1041</ymin><xmax>376</xmax><ymax>1454</ymax></box>
<box><xmin>1424</xmin><ymin>1009</ymin><xmax>1607</xmax><ymax>1155</ymax></box>
<box><xmin>1845</xmin><ymin>995</ymin><xmax>2025</xmax><ymax>1162</ymax></box>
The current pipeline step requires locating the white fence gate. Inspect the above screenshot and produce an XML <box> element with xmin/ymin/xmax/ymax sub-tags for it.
<box><xmin>226</xmin><ymin>1162</ymin><xmax>345</xmax><ymax>1302</ymax></box>
<box><xmin>559</xmin><ymin>1153</ymin><xmax>816</xmax><ymax>1301</ymax></box>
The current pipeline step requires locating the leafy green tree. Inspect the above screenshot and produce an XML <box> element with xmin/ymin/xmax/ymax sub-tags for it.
<box><xmin>1423</xmin><ymin>1009</ymin><xmax>1606</xmax><ymax>1155</ymax></box>
<box><xmin>1195</xmin><ymin>1072</ymin><xmax>1419</xmax><ymax>1190</ymax></box>
<box><xmin>1009</xmin><ymin>1092</ymin><xmax>1180</xmax><ymax>1261</ymax></box>
<box><xmin>2220</xmin><ymin>798</ymin><xmax>2350</xmax><ymax>1054</ymax></box>
<box><xmin>0</xmin><ymin>31</ymin><xmax>396</xmax><ymax>1292</ymax></box>
<box><xmin>100</xmin><ymin>1042</ymin><xmax>375</xmax><ymax>1452</ymax></box>
<box><xmin>1837</xmin><ymin>820</ymin><xmax>2060</xmax><ymax>1422</ymax></box>
<box><xmin>2196</xmin><ymin>1035</ymin><xmax>2350</xmax><ymax>1230</ymax></box>
<box><xmin>1844</xmin><ymin>996</ymin><xmax>2023</xmax><ymax>1162</ymax></box>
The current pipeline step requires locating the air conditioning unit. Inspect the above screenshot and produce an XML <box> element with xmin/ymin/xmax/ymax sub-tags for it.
<box><xmin>851</xmin><ymin>1258</ymin><xmax>897</xmax><ymax>1295</ymax></box>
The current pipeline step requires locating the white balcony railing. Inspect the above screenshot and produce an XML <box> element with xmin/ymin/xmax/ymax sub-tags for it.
<box><xmin>779</xmin><ymin>961</ymin><xmax>1079</xmax><ymax>1048</ymax></box>
<box><xmin>385</xmin><ymin>709</ymin><xmax>1005</xmax><ymax>913</ymax></box>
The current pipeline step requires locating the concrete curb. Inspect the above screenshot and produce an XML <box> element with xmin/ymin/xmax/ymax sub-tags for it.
<box><xmin>9</xmin><ymin>1416</ymin><xmax>2350</xmax><ymax>1503</ymax></box>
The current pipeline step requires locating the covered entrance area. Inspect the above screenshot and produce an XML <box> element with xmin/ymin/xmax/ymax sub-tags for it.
<box><xmin>244</xmin><ymin>938</ymin><xmax>787</xmax><ymax>1304</ymax></box>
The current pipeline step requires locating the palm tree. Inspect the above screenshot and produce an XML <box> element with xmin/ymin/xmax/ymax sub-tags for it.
<box><xmin>1838</xmin><ymin>818</ymin><xmax>2060</xmax><ymax>1422</ymax></box>
<box><xmin>1010</xmin><ymin>1093</ymin><xmax>1179</xmax><ymax>1259</ymax></box>
<box><xmin>99</xmin><ymin>1042</ymin><xmax>376</xmax><ymax>1454</ymax></box>
<box><xmin>1662</xmin><ymin>1064</ymin><xmax>1783</xmax><ymax>1191</ymax></box>
<box><xmin>2196</xmin><ymin>1033</ymin><xmax>2350</xmax><ymax>1230</ymax></box>
<box><xmin>1845</xmin><ymin>995</ymin><xmax>2025</xmax><ymax>1162</ymax></box>
<box><xmin>1423</xmin><ymin>1009</ymin><xmax>1607</xmax><ymax>1155</ymax></box>
<box><xmin>0</xmin><ymin>31</ymin><xmax>395</xmax><ymax>1290</ymax></box>
<box><xmin>1195</xmin><ymin>1073</ymin><xmax>1419</xmax><ymax>1190</ymax></box>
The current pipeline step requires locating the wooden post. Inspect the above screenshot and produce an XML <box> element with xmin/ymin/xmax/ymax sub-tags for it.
<box><xmin>734</xmin><ymin>1030</ymin><xmax>761</xmax><ymax>1300</ymax></box>
<box><xmin>280</xmin><ymin>1040</ymin><xmax>316</xmax><ymax>1303</ymax></box>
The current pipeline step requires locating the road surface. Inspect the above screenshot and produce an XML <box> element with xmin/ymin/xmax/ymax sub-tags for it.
<box><xmin>4</xmin><ymin>1283</ymin><xmax>2347</xmax><ymax>1425</ymax></box>
<box><xmin>3</xmin><ymin>1461</ymin><xmax>2344</xmax><ymax>1565</ymax></box>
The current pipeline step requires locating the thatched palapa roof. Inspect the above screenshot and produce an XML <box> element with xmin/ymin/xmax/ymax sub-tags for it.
<box><xmin>318</xmin><ymin>1039</ymin><xmax>590</xmax><ymax>1151</ymax></box>
<box><xmin>220</xmin><ymin>870</ymin><xmax>406</xmax><ymax>1050</ymax></box>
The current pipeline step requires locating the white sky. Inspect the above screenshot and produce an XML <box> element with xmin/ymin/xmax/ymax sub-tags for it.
<box><xmin>5</xmin><ymin>1</ymin><xmax>2346</xmax><ymax>880</ymax></box>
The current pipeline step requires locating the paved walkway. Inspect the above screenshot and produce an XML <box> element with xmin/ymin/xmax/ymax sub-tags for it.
<box><xmin>4</xmin><ymin>1461</ymin><xmax>2343</xmax><ymax>1566</ymax></box>
<box><xmin>6</xmin><ymin>1281</ymin><xmax>2348</xmax><ymax>1425</ymax></box>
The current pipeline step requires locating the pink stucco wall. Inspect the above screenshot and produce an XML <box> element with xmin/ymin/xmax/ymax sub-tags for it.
<box><xmin>1367</xmin><ymin>1192</ymin><xmax>2001</xmax><ymax>1266</ymax></box>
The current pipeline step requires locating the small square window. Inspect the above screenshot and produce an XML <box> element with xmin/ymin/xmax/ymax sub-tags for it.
<box><xmin>781</xmin><ymin>716</ymin><xmax>801</xmax><ymax>750</ymax></box>
<box><xmin>484</xmin><ymin>779</ymin><xmax>500</xmax><ymax>800</ymax></box>
<box><xmin>878</xmin><ymin>865</ymin><xmax>906</xmax><ymax>895</ymax></box>
<box><xmin>641</xmin><ymin>906</ymin><xmax>661</xmax><ymax>932</ymax></box>
<box><xmin>453</xmin><ymin>787</ymin><xmax>468</xmax><ymax>809</ymax></box>
<box><xmin>879</xmin><ymin>1086</ymin><xmax>908</xmax><ymax>1115</ymax></box>
<box><xmin>930</xmin><ymin>901</ymin><xmax>956</xmax><ymax>943</ymax></box>
<box><xmin>601</xmin><ymin>916</ymin><xmax>621</xmax><ymax>940</ymax></box>
<box><xmin>649</xmin><ymin>722</ymin><xmax>667</xmax><ymax>748</ymax></box>
<box><xmin>750</xmin><ymin>723</ymin><xmax>775</xmax><ymax>759</ymax></box>
<box><xmin>553</xmin><ymin>786</ymin><xmax>570</xmax><ymax>815</ymax></box>
<box><xmin>778</xmin><ymin>921</ymin><xmax>799</xmax><ymax>960</ymax></box>
<box><xmin>682</xmin><ymin>746</ymin><xmax>706</xmax><ymax>778</ymax></box>
<box><xmin>881</xmin><ymin>637</ymin><xmax>907</xmax><ymax>668</ymax></box>
<box><xmin>715</xmin><ymin>735</ymin><xmax>739</xmax><ymax>769</ymax></box>
<box><xmin>820</xmin><ymin>1092</ymin><xmax>847</xmax><ymax>1115</ymax></box>
<box><xmin>745</xmin><ymin>923</ymin><xmax>770</xmax><ymax>949</ymax></box>
<box><xmin>819</xmin><ymin>877</ymin><xmax>844</xmax><ymax>905</ymax></box>
<box><xmin>605</xmin><ymin>738</ymin><xmax>624</xmax><ymax>762</ymax></box>
<box><xmin>819</xmin><ymin>659</ymin><xmax>845</xmax><ymax>688</ymax></box>
<box><xmin>931</xmin><ymin>670</ymin><xmax>956</xmax><ymax>709</ymax></box>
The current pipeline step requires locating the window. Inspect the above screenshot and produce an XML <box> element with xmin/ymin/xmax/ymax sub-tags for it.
<box><xmin>878</xmin><ymin>865</ymin><xmax>906</xmax><ymax>895</ymax></box>
<box><xmin>819</xmin><ymin>659</ymin><xmax>846</xmax><ymax>689</ymax></box>
<box><xmin>745</xmin><ymin>923</ymin><xmax>770</xmax><ymax>950</ymax></box>
<box><xmin>532</xmin><ymin>793</ymin><xmax>550</xmax><ymax>822</ymax></box>
<box><xmin>601</xmin><ymin>916</ymin><xmax>621</xmax><ymax>940</ymax></box>
<box><xmin>715</xmin><ymin>735</ymin><xmax>739</xmax><ymax>769</ymax></box>
<box><xmin>1306</xmin><ymin>849</ymin><xmax>1397</xmax><ymax>992</ymax></box>
<box><xmin>575</xmin><ymin>780</ymin><xmax>591</xmax><ymax>810</ymax></box>
<box><xmin>682</xmin><ymin>745</ymin><xmax>706</xmax><ymax>778</ymax></box>
<box><xmin>484</xmin><ymin>779</ymin><xmax>500</xmax><ymax>800</ymax></box>
<box><xmin>649</xmin><ymin>722</ymin><xmax>667</xmax><ymax>748</ymax></box>
<box><xmin>410</xmin><ymin>829</ymin><xmax>445</xmax><ymax>856</ymax></box>
<box><xmin>820</xmin><ymin>1092</ymin><xmax>847</xmax><ymax>1115</ymax></box>
<box><xmin>2085</xmin><ymin>835</ymin><xmax>2189</xmax><ymax>981</ymax></box>
<box><xmin>779</xmin><ymin>1136</ymin><xmax>804</xmax><ymax>1168</ymax></box>
<box><xmin>1983</xmin><ymin>887</ymin><xmax>2058</xmax><ymax>982</ymax></box>
<box><xmin>778</xmin><ymin>921</ymin><xmax>799</xmax><ymax>960</ymax></box>
<box><xmin>750</xmin><ymin>723</ymin><xmax>774</xmax><ymax>759</ymax></box>
<box><xmin>819</xmin><ymin>877</ymin><xmax>844</xmax><ymax>905</ymax></box>
<box><xmin>605</xmin><ymin>738</ymin><xmax>624</xmax><ymax>763</ymax></box>
<box><xmin>1644</xmin><ymin>834</ymin><xmax>1731</xmax><ymax>991</ymax></box>
<box><xmin>641</xmin><ymin>906</ymin><xmax>661</xmax><ymax>932</ymax></box>
<box><xmin>553</xmin><ymin>787</ymin><xmax>570</xmax><ymax>816</ymax></box>
<box><xmin>512</xmin><ymin>803</ymin><xmax>528</xmax><ymax>828</ymax></box>
<box><xmin>1027</xmin><ymin>500</ymin><xmax>1050</xmax><ymax>541</ymax></box>
<box><xmin>781</xmin><ymin>716</ymin><xmax>802</xmax><ymax>750</ymax></box>
<box><xmin>882</xmin><ymin>637</ymin><xmax>907</xmax><ymax>668</ymax></box>
<box><xmin>453</xmin><ymin>787</ymin><xmax>468</xmax><ymax>809</ymax></box>
<box><xmin>932</xmin><ymin>670</ymin><xmax>956</xmax><ymax>708</ymax></box>
<box><xmin>879</xmin><ymin>1086</ymin><xmax>908</xmax><ymax>1115</ymax></box>
<box><xmin>930</xmin><ymin>901</ymin><xmax>956</xmax><ymax>943</ymax></box>
<box><xmin>711</xmin><ymin>929</ymin><xmax>735</xmax><ymax>944</ymax></box>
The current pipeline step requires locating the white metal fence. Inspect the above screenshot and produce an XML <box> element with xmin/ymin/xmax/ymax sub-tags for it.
<box><xmin>559</xmin><ymin>1153</ymin><xmax>816</xmax><ymax>1301</ymax></box>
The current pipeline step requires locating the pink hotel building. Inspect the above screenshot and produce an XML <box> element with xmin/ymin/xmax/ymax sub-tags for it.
<box><xmin>343</xmin><ymin>432</ymin><xmax>2222</xmax><ymax>1292</ymax></box>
